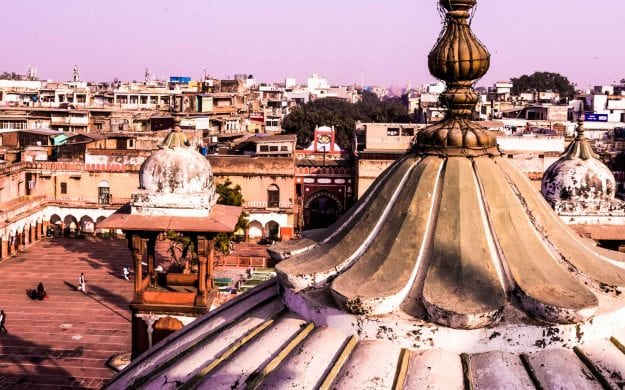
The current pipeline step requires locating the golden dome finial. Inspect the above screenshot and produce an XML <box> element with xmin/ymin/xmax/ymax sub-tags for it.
<box><xmin>416</xmin><ymin>0</ymin><xmax>498</xmax><ymax>156</ymax></box>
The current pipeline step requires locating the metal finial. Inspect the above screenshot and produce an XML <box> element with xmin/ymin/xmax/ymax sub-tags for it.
<box><xmin>159</xmin><ymin>116</ymin><xmax>189</xmax><ymax>149</ymax></box>
<box><xmin>576</xmin><ymin>107</ymin><xmax>585</xmax><ymax>140</ymax></box>
<box><xmin>415</xmin><ymin>0</ymin><xmax>499</xmax><ymax>157</ymax></box>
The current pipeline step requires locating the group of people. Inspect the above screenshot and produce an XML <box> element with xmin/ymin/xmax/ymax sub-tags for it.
<box><xmin>30</xmin><ymin>282</ymin><xmax>47</xmax><ymax>300</ymax></box>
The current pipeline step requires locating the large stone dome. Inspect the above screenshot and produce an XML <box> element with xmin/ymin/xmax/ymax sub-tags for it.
<box><xmin>140</xmin><ymin>146</ymin><xmax>213</xmax><ymax>194</ymax></box>
<box><xmin>131</xmin><ymin>121</ymin><xmax>217</xmax><ymax>217</ymax></box>
<box><xmin>542</xmin><ymin>120</ymin><xmax>616</xmax><ymax>205</ymax></box>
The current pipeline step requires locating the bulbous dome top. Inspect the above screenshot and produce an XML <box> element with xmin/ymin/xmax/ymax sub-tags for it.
<box><xmin>542</xmin><ymin>121</ymin><xmax>616</xmax><ymax>205</ymax></box>
<box><xmin>542</xmin><ymin>155</ymin><xmax>616</xmax><ymax>205</ymax></box>
<box><xmin>139</xmin><ymin>124</ymin><xmax>213</xmax><ymax>194</ymax></box>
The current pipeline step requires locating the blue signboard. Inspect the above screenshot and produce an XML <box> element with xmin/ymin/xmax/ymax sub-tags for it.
<box><xmin>169</xmin><ymin>76</ymin><xmax>191</xmax><ymax>84</ymax></box>
<box><xmin>584</xmin><ymin>113</ymin><xmax>608</xmax><ymax>122</ymax></box>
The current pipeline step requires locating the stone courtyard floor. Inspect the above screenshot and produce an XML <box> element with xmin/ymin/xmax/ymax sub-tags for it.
<box><xmin>0</xmin><ymin>237</ymin><xmax>134</xmax><ymax>389</ymax></box>
<box><xmin>0</xmin><ymin>236</ymin><xmax>271</xmax><ymax>389</ymax></box>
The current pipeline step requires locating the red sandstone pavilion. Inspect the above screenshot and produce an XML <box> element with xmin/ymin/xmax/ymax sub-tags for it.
<box><xmin>99</xmin><ymin>119</ymin><xmax>241</xmax><ymax>359</ymax></box>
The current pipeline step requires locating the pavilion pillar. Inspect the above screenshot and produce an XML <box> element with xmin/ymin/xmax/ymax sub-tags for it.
<box><xmin>30</xmin><ymin>224</ymin><xmax>36</xmax><ymax>244</ymax></box>
<box><xmin>195</xmin><ymin>236</ymin><xmax>209</xmax><ymax>306</ymax></box>
<box><xmin>147</xmin><ymin>234</ymin><xmax>157</xmax><ymax>287</ymax></box>
<box><xmin>43</xmin><ymin>221</ymin><xmax>50</xmax><ymax>238</ymax></box>
<box><xmin>208</xmin><ymin>239</ymin><xmax>215</xmax><ymax>291</ymax></box>
<box><xmin>34</xmin><ymin>223</ymin><xmax>40</xmax><ymax>241</ymax></box>
<box><xmin>0</xmin><ymin>239</ymin><xmax>7</xmax><ymax>259</ymax></box>
<box><xmin>130</xmin><ymin>235</ymin><xmax>146</xmax><ymax>303</ymax></box>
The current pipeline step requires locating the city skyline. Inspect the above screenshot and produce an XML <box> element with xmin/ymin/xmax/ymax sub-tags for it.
<box><xmin>1</xmin><ymin>0</ymin><xmax>623</xmax><ymax>88</ymax></box>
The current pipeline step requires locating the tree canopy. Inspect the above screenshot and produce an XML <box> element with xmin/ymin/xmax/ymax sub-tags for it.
<box><xmin>282</xmin><ymin>91</ymin><xmax>411</xmax><ymax>149</ymax></box>
<box><xmin>215</xmin><ymin>179</ymin><xmax>248</xmax><ymax>254</ymax></box>
<box><xmin>511</xmin><ymin>71</ymin><xmax>576</xmax><ymax>99</ymax></box>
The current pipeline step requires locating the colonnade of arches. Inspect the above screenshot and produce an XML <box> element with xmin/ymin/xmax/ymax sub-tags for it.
<box><xmin>247</xmin><ymin>220</ymin><xmax>281</xmax><ymax>241</ymax></box>
<box><xmin>0</xmin><ymin>212</ymin><xmax>110</xmax><ymax>260</ymax></box>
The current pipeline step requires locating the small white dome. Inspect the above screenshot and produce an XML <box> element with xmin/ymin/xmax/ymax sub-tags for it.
<box><xmin>140</xmin><ymin>147</ymin><xmax>213</xmax><ymax>194</ymax></box>
<box><xmin>139</xmin><ymin>120</ymin><xmax>213</xmax><ymax>195</ymax></box>
<box><xmin>542</xmin><ymin>157</ymin><xmax>616</xmax><ymax>204</ymax></box>
<box><xmin>542</xmin><ymin>121</ymin><xmax>616</xmax><ymax>205</ymax></box>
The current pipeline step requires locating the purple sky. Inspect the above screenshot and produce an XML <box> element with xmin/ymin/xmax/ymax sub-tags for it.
<box><xmin>1</xmin><ymin>0</ymin><xmax>623</xmax><ymax>88</ymax></box>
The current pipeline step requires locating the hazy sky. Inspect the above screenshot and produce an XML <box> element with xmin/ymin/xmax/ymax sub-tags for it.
<box><xmin>1</xmin><ymin>0</ymin><xmax>623</xmax><ymax>88</ymax></box>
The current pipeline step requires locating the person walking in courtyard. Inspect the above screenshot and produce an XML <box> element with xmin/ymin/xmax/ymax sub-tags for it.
<box><xmin>122</xmin><ymin>266</ymin><xmax>130</xmax><ymax>281</ymax></box>
<box><xmin>78</xmin><ymin>272</ymin><xmax>86</xmax><ymax>293</ymax></box>
<box><xmin>0</xmin><ymin>310</ymin><xmax>7</xmax><ymax>334</ymax></box>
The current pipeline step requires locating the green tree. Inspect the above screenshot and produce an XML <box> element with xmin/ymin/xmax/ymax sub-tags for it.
<box><xmin>511</xmin><ymin>71</ymin><xmax>576</xmax><ymax>99</ymax></box>
<box><xmin>214</xmin><ymin>179</ymin><xmax>248</xmax><ymax>254</ymax></box>
<box><xmin>282</xmin><ymin>91</ymin><xmax>410</xmax><ymax>150</ymax></box>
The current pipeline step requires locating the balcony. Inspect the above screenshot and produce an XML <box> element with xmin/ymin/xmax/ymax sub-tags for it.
<box><xmin>45</xmin><ymin>195</ymin><xmax>131</xmax><ymax>206</ymax></box>
<box><xmin>244</xmin><ymin>201</ymin><xmax>293</xmax><ymax>210</ymax></box>
<box><xmin>50</xmin><ymin>116</ymin><xmax>89</xmax><ymax>126</ymax></box>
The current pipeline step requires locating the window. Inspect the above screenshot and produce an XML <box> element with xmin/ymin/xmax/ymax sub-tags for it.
<box><xmin>98</xmin><ymin>181</ymin><xmax>110</xmax><ymax>205</ymax></box>
<box><xmin>60</xmin><ymin>182</ymin><xmax>67</xmax><ymax>194</ymax></box>
<box><xmin>401</xmin><ymin>128</ymin><xmax>414</xmax><ymax>136</ymax></box>
<box><xmin>269</xmin><ymin>145</ymin><xmax>279</xmax><ymax>152</ymax></box>
<box><xmin>95</xmin><ymin>123</ymin><xmax>103</xmax><ymax>131</ymax></box>
<box><xmin>260</xmin><ymin>145</ymin><xmax>269</xmax><ymax>152</ymax></box>
<box><xmin>387</xmin><ymin>128</ymin><xmax>400</xmax><ymax>136</ymax></box>
<box><xmin>280</xmin><ymin>145</ymin><xmax>288</xmax><ymax>151</ymax></box>
<box><xmin>128</xmin><ymin>139</ymin><xmax>135</xmax><ymax>148</ymax></box>
<box><xmin>267</xmin><ymin>184</ymin><xmax>280</xmax><ymax>208</ymax></box>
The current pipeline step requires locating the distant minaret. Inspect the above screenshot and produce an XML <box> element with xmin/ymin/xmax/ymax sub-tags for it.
<box><xmin>26</xmin><ymin>65</ymin><xmax>38</xmax><ymax>81</ymax></box>
<box><xmin>145</xmin><ymin>67</ymin><xmax>151</xmax><ymax>83</ymax></box>
<box><xmin>72</xmin><ymin>65</ymin><xmax>80</xmax><ymax>82</ymax></box>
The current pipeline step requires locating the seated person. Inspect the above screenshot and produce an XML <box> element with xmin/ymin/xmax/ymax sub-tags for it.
<box><xmin>36</xmin><ymin>282</ymin><xmax>47</xmax><ymax>300</ymax></box>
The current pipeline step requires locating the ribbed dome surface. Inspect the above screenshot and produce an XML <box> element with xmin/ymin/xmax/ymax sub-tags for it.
<box><xmin>276</xmin><ymin>155</ymin><xmax>625</xmax><ymax>330</ymax></box>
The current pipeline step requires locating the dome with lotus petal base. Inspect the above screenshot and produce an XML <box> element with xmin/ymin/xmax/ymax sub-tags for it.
<box><xmin>542</xmin><ymin>117</ymin><xmax>617</xmax><ymax>209</ymax></box>
<box><xmin>272</xmin><ymin>0</ymin><xmax>625</xmax><ymax>345</ymax></box>
<box><xmin>107</xmin><ymin>2</ymin><xmax>625</xmax><ymax>389</ymax></box>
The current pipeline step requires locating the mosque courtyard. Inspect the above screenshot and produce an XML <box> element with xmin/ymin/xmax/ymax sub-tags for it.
<box><xmin>0</xmin><ymin>236</ymin><xmax>263</xmax><ymax>388</ymax></box>
<box><xmin>0</xmin><ymin>237</ymin><xmax>133</xmax><ymax>388</ymax></box>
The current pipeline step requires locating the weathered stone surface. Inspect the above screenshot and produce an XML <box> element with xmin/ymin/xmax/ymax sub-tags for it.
<box><xmin>403</xmin><ymin>349</ymin><xmax>463</xmax><ymax>389</ymax></box>
<box><xmin>468</xmin><ymin>352</ymin><xmax>533</xmax><ymax>389</ymax></box>
<box><xmin>107</xmin><ymin>281</ymin><xmax>279</xmax><ymax>388</ymax></box>
<box><xmin>523</xmin><ymin>348</ymin><xmax>602</xmax><ymax>389</ymax></box>
<box><xmin>196</xmin><ymin>313</ymin><xmax>307</xmax><ymax>389</ymax></box>
<box><xmin>141</xmin><ymin>298</ymin><xmax>284</xmax><ymax>389</ymax></box>
<box><xmin>475</xmin><ymin>157</ymin><xmax>597</xmax><ymax>323</ymax></box>
<box><xmin>498</xmin><ymin>158</ymin><xmax>625</xmax><ymax>293</ymax></box>
<box><xmin>422</xmin><ymin>157</ymin><xmax>505</xmax><ymax>329</ymax></box>
<box><xmin>141</xmin><ymin>147</ymin><xmax>214</xmax><ymax>195</ymax></box>
<box><xmin>331</xmin><ymin>157</ymin><xmax>443</xmax><ymax>315</ymax></box>
<box><xmin>332</xmin><ymin>340</ymin><xmax>401</xmax><ymax>390</ymax></box>
<box><xmin>576</xmin><ymin>338</ymin><xmax>625</xmax><ymax>389</ymax></box>
<box><xmin>259</xmin><ymin>327</ymin><xmax>349</xmax><ymax>389</ymax></box>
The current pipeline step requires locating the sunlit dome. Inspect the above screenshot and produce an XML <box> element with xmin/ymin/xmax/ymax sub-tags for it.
<box><xmin>542</xmin><ymin>118</ymin><xmax>616</xmax><ymax>205</ymax></box>
<box><xmin>131</xmin><ymin>118</ymin><xmax>217</xmax><ymax>217</ymax></box>
<box><xmin>140</xmin><ymin>122</ymin><xmax>214</xmax><ymax>194</ymax></box>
